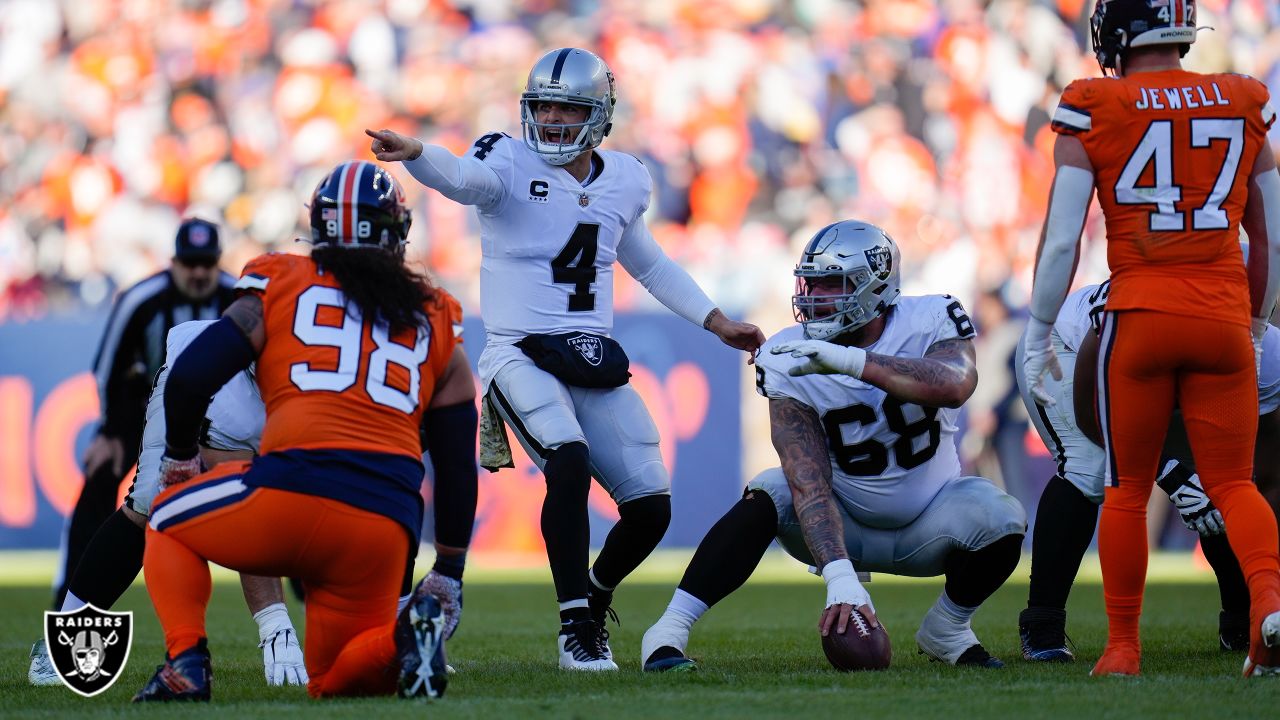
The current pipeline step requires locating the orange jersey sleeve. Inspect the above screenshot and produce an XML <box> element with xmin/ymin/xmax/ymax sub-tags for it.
<box><xmin>1051</xmin><ymin>72</ymin><xmax>1275</xmax><ymax>325</ymax></box>
<box><xmin>238</xmin><ymin>253</ymin><xmax>458</xmax><ymax>459</ymax></box>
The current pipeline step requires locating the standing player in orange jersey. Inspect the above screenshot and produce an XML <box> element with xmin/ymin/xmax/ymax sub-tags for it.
<box><xmin>1023</xmin><ymin>0</ymin><xmax>1280</xmax><ymax>677</ymax></box>
<box><xmin>133</xmin><ymin>160</ymin><xmax>473</xmax><ymax>701</ymax></box>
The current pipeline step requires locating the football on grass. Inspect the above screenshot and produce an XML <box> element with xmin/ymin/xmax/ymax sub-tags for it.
<box><xmin>821</xmin><ymin>609</ymin><xmax>891</xmax><ymax>671</ymax></box>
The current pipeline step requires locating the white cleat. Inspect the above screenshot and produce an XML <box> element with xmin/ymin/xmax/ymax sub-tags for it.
<box><xmin>558</xmin><ymin>620</ymin><xmax>617</xmax><ymax>671</ymax></box>
<box><xmin>916</xmin><ymin>606</ymin><xmax>1004</xmax><ymax>668</ymax></box>
<box><xmin>29</xmin><ymin>639</ymin><xmax>61</xmax><ymax>686</ymax></box>
<box><xmin>640</xmin><ymin>615</ymin><xmax>692</xmax><ymax>670</ymax></box>
<box><xmin>1242</xmin><ymin>611</ymin><xmax>1280</xmax><ymax>677</ymax></box>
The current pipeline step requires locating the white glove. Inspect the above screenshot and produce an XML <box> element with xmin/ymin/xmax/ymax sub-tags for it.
<box><xmin>158</xmin><ymin>453</ymin><xmax>205</xmax><ymax>490</ymax></box>
<box><xmin>771</xmin><ymin>340</ymin><xmax>867</xmax><ymax>378</ymax></box>
<box><xmin>1022</xmin><ymin>317</ymin><xmax>1063</xmax><ymax>406</ymax></box>
<box><xmin>821</xmin><ymin>559</ymin><xmax>874</xmax><ymax>613</ymax></box>
<box><xmin>1252</xmin><ymin>318</ymin><xmax>1267</xmax><ymax>382</ymax></box>
<box><xmin>1157</xmin><ymin>459</ymin><xmax>1225</xmax><ymax>537</ymax></box>
<box><xmin>261</xmin><ymin>628</ymin><xmax>309</xmax><ymax>686</ymax></box>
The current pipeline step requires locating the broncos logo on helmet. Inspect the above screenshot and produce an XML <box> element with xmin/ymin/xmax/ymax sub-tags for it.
<box><xmin>1091</xmin><ymin>0</ymin><xmax>1199</xmax><ymax>75</ymax></box>
<box><xmin>309</xmin><ymin>160</ymin><xmax>412</xmax><ymax>249</ymax></box>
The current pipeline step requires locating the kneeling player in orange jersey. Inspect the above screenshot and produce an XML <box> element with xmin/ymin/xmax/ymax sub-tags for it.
<box><xmin>134</xmin><ymin>160</ymin><xmax>473</xmax><ymax>701</ymax></box>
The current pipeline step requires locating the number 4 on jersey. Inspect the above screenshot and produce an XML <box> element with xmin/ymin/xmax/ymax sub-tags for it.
<box><xmin>552</xmin><ymin>223</ymin><xmax>600</xmax><ymax>312</ymax></box>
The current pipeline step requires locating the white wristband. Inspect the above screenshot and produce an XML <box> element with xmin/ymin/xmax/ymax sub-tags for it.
<box><xmin>839</xmin><ymin>346</ymin><xmax>867</xmax><ymax>379</ymax></box>
<box><xmin>821</xmin><ymin>558</ymin><xmax>855</xmax><ymax>583</ymax></box>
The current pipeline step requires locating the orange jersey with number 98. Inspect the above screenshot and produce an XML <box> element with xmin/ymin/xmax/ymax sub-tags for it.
<box><xmin>1051</xmin><ymin>70</ymin><xmax>1277</xmax><ymax>325</ymax></box>
<box><xmin>235</xmin><ymin>253</ymin><xmax>461</xmax><ymax>459</ymax></box>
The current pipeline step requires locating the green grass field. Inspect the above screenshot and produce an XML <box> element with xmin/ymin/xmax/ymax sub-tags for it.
<box><xmin>1</xmin><ymin>550</ymin><xmax>1276</xmax><ymax>718</ymax></box>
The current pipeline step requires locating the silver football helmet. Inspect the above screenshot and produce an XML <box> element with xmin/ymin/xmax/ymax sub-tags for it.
<box><xmin>520</xmin><ymin>48</ymin><xmax>616</xmax><ymax>165</ymax></box>
<box><xmin>793</xmin><ymin>221</ymin><xmax>902</xmax><ymax>340</ymax></box>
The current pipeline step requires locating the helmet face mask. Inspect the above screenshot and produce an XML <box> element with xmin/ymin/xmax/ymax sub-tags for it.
<box><xmin>520</xmin><ymin>48</ymin><xmax>616</xmax><ymax>165</ymax></box>
<box><xmin>793</xmin><ymin>221</ymin><xmax>901</xmax><ymax>341</ymax></box>
<box><xmin>1091</xmin><ymin>0</ymin><xmax>1197</xmax><ymax>75</ymax></box>
<box><xmin>309</xmin><ymin>161</ymin><xmax>411</xmax><ymax>249</ymax></box>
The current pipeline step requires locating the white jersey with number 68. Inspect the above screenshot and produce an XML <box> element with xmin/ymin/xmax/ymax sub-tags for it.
<box><xmin>754</xmin><ymin>294</ymin><xmax>978</xmax><ymax>529</ymax></box>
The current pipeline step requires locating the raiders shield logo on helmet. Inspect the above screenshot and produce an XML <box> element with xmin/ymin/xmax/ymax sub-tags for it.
<box><xmin>568</xmin><ymin>334</ymin><xmax>604</xmax><ymax>366</ymax></box>
<box><xmin>864</xmin><ymin>246</ymin><xmax>893</xmax><ymax>280</ymax></box>
<box><xmin>44</xmin><ymin>605</ymin><xmax>133</xmax><ymax>697</ymax></box>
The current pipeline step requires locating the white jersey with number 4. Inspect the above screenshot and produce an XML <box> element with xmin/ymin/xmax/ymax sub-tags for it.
<box><xmin>468</xmin><ymin>133</ymin><xmax>650</xmax><ymax>341</ymax></box>
<box><xmin>754</xmin><ymin>294</ymin><xmax>977</xmax><ymax>529</ymax></box>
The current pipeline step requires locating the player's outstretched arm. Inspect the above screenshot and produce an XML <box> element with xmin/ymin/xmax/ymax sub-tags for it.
<box><xmin>859</xmin><ymin>337</ymin><xmax>978</xmax><ymax>409</ymax></box>
<box><xmin>616</xmin><ymin>218</ymin><xmax>763</xmax><ymax>356</ymax></box>
<box><xmin>770</xmin><ymin>397</ymin><xmax>876</xmax><ymax>634</ymax></box>
<box><xmin>366</xmin><ymin>128</ymin><xmax>504</xmax><ymax>208</ymax></box>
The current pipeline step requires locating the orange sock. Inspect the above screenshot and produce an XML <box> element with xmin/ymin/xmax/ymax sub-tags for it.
<box><xmin>143</xmin><ymin>528</ymin><xmax>211</xmax><ymax>657</ymax></box>
<box><xmin>309</xmin><ymin>625</ymin><xmax>397</xmax><ymax>698</ymax></box>
<box><xmin>1205</xmin><ymin>479</ymin><xmax>1280</xmax><ymax>613</ymax></box>
<box><xmin>1099</xmin><ymin>484</ymin><xmax>1150</xmax><ymax>647</ymax></box>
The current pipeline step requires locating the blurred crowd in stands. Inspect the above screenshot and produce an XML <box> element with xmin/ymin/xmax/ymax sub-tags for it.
<box><xmin>2</xmin><ymin>0</ymin><xmax>1278</xmax><ymax>491</ymax></box>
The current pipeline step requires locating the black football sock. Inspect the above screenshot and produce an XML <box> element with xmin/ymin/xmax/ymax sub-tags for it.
<box><xmin>542</xmin><ymin>442</ymin><xmax>591</xmax><ymax>606</ymax></box>
<box><xmin>1200</xmin><ymin>532</ymin><xmax>1250</xmax><ymax>615</ymax></box>
<box><xmin>945</xmin><ymin>533</ymin><xmax>1024</xmax><ymax>608</ymax></box>
<box><xmin>63</xmin><ymin>508</ymin><xmax>145</xmax><ymax>610</ymax></box>
<box><xmin>400</xmin><ymin>553</ymin><xmax>417</xmax><ymax>597</ymax></box>
<box><xmin>56</xmin><ymin>462</ymin><xmax>128</xmax><ymax>607</ymax></box>
<box><xmin>1027</xmin><ymin>475</ymin><xmax>1099</xmax><ymax>610</ymax></box>
<box><xmin>677</xmin><ymin>490</ymin><xmax>778</xmax><ymax>608</ymax></box>
<box><xmin>591</xmin><ymin>494</ymin><xmax>671</xmax><ymax>591</ymax></box>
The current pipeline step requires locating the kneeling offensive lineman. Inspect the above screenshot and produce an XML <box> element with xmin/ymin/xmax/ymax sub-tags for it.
<box><xmin>641</xmin><ymin>221</ymin><xmax>1026</xmax><ymax>671</ymax></box>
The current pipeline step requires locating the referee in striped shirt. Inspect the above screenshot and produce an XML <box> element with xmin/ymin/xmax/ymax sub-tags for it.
<box><xmin>55</xmin><ymin>218</ymin><xmax>236</xmax><ymax>608</ymax></box>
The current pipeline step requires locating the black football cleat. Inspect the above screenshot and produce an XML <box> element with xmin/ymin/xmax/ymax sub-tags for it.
<box><xmin>588</xmin><ymin>587</ymin><xmax>619</xmax><ymax>661</ymax></box>
<box><xmin>133</xmin><ymin>638</ymin><xmax>212</xmax><ymax>702</ymax></box>
<box><xmin>956</xmin><ymin>644</ymin><xmax>1005</xmax><ymax>669</ymax></box>
<box><xmin>1220</xmin><ymin>609</ymin><xmax>1250</xmax><ymax>652</ymax></box>
<box><xmin>1019</xmin><ymin>607</ymin><xmax>1074</xmax><ymax>662</ymax></box>
<box><xmin>395</xmin><ymin>583</ymin><xmax>448</xmax><ymax>699</ymax></box>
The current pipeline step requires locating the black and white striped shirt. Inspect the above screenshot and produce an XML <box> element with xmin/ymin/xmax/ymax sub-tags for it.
<box><xmin>91</xmin><ymin>269</ymin><xmax>237</xmax><ymax>446</ymax></box>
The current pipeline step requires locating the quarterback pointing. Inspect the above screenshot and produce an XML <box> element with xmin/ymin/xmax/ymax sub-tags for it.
<box><xmin>641</xmin><ymin>222</ymin><xmax>1026</xmax><ymax>671</ymax></box>
<box><xmin>368</xmin><ymin>47</ymin><xmax>763</xmax><ymax>670</ymax></box>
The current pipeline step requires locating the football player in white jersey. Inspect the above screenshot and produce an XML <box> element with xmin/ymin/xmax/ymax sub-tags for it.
<box><xmin>1016</xmin><ymin>282</ymin><xmax>1280</xmax><ymax>661</ymax></box>
<box><xmin>640</xmin><ymin>221</ymin><xmax>1027</xmax><ymax>671</ymax></box>
<box><xmin>30</xmin><ymin>320</ymin><xmax>308</xmax><ymax>687</ymax></box>
<box><xmin>367</xmin><ymin>48</ymin><xmax>763</xmax><ymax>671</ymax></box>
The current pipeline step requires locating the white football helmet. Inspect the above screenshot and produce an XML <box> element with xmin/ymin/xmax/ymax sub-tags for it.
<box><xmin>520</xmin><ymin>48</ymin><xmax>616</xmax><ymax>165</ymax></box>
<box><xmin>793</xmin><ymin>221</ymin><xmax>902</xmax><ymax>340</ymax></box>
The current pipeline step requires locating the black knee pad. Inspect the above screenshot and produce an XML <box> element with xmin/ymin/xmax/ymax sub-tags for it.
<box><xmin>545</xmin><ymin>441</ymin><xmax>590</xmax><ymax>486</ymax></box>
<box><xmin>618</xmin><ymin>494</ymin><xmax>671</xmax><ymax>533</ymax></box>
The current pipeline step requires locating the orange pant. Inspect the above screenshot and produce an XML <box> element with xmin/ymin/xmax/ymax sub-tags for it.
<box><xmin>1096</xmin><ymin>310</ymin><xmax>1280</xmax><ymax>646</ymax></box>
<box><xmin>144</xmin><ymin>462</ymin><xmax>410</xmax><ymax>697</ymax></box>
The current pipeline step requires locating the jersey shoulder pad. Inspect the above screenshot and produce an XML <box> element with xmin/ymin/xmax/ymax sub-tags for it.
<box><xmin>429</xmin><ymin>288</ymin><xmax>465</xmax><ymax>342</ymax></box>
<box><xmin>236</xmin><ymin>252</ymin><xmax>304</xmax><ymax>294</ymax></box>
<box><xmin>902</xmin><ymin>294</ymin><xmax>976</xmax><ymax>343</ymax></box>
<box><xmin>1227</xmin><ymin>73</ymin><xmax>1276</xmax><ymax>130</ymax></box>
<box><xmin>755</xmin><ymin>326</ymin><xmax>810</xmax><ymax>401</ymax></box>
<box><xmin>468</xmin><ymin>131</ymin><xmax>513</xmax><ymax>165</ymax></box>
<box><xmin>1052</xmin><ymin>78</ymin><xmax>1116</xmax><ymax>136</ymax></box>
<box><xmin>164</xmin><ymin>319</ymin><xmax>219</xmax><ymax>359</ymax></box>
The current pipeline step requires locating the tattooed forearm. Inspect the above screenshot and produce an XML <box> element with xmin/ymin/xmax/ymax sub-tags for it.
<box><xmin>222</xmin><ymin>294</ymin><xmax>267</xmax><ymax>353</ymax></box>
<box><xmin>770</xmin><ymin>398</ymin><xmax>848</xmax><ymax>568</ymax></box>
<box><xmin>860</xmin><ymin>337</ymin><xmax>977</xmax><ymax>408</ymax></box>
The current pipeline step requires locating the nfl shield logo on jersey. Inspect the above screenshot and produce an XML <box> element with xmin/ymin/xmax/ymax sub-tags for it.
<box><xmin>568</xmin><ymin>334</ymin><xmax>604</xmax><ymax>366</ymax></box>
<box><xmin>44</xmin><ymin>605</ymin><xmax>133</xmax><ymax>697</ymax></box>
<box><xmin>864</xmin><ymin>247</ymin><xmax>893</xmax><ymax>280</ymax></box>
